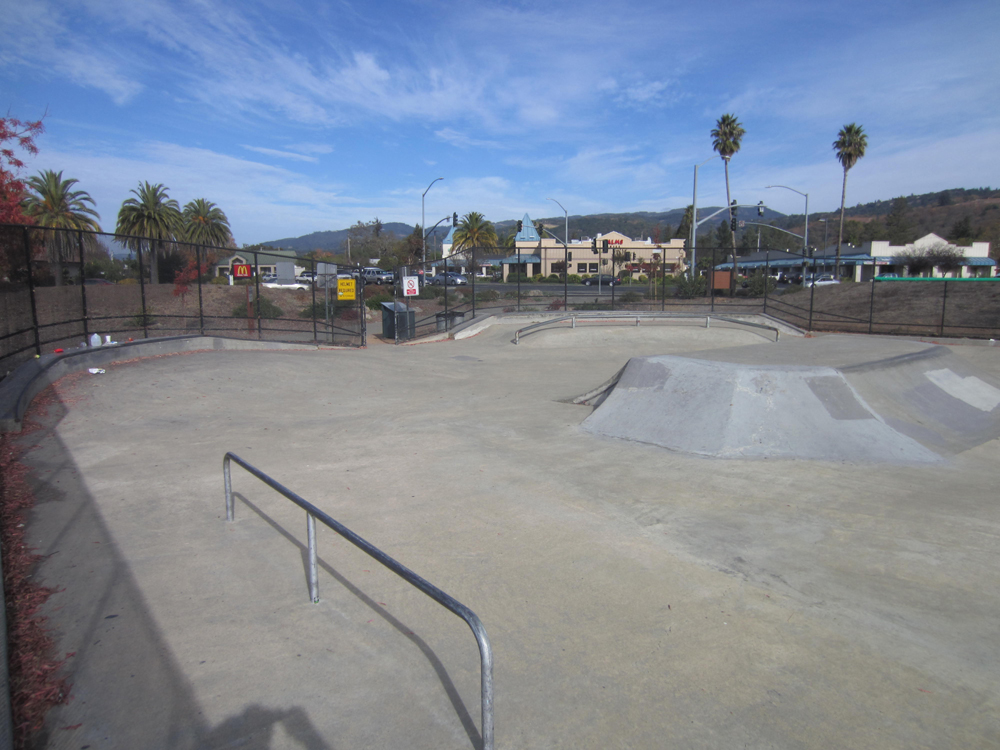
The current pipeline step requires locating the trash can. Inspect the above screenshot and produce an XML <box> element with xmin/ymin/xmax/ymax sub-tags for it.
<box><xmin>435</xmin><ymin>310</ymin><xmax>466</xmax><ymax>332</ymax></box>
<box><xmin>381</xmin><ymin>301</ymin><xmax>415</xmax><ymax>341</ymax></box>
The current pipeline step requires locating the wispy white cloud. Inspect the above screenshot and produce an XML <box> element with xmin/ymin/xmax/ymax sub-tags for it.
<box><xmin>435</xmin><ymin>129</ymin><xmax>503</xmax><ymax>150</ymax></box>
<box><xmin>241</xmin><ymin>145</ymin><xmax>318</xmax><ymax>162</ymax></box>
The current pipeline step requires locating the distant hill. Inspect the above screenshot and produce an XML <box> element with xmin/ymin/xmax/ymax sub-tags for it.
<box><xmin>258</xmin><ymin>187</ymin><xmax>999</xmax><ymax>257</ymax></box>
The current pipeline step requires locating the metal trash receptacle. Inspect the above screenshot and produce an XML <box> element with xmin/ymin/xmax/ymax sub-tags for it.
<box><xmin>381</xmin><ymin>302</ymin><xmax>415</xmax><ymax>341</ymax></box>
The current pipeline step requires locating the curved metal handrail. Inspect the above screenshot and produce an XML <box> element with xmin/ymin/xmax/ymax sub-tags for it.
<box><xmin>513</xmin><ymin>312</ymin><xmax>781</xmax><ymax>344</ymax></box>
<box><xmin>223</xmin><ymin>452</ymin><xmax>493</xmax><ymax>749</ymax></box>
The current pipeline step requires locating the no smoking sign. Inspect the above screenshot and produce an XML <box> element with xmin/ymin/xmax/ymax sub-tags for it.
<box><xmin>403</xmin><ymin>276</ymin><xmax>419</xmax><ymax>296</ymax></box>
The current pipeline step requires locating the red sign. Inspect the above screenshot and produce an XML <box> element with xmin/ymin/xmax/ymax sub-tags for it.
<box><xmin>233</xmin><ymin>263</ymin><xmax>252</xmax><ymax>278</ymax></box>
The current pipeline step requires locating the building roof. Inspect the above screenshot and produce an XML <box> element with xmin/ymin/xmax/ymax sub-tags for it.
<box><xmin>515</xmin><ymin>214</ymin><xmax>541</xmax><ymax>242</ymax></box>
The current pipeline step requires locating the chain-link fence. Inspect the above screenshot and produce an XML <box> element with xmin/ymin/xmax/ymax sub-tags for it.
<box><xmin>371</xmin><ymin>246</ymin><xmax>999</xmax><ymax>343</ymax></box>
<box><xmin>0</xmin><ymin>224</ymin><xmax>366</xmax><ymax>377</ymax></box>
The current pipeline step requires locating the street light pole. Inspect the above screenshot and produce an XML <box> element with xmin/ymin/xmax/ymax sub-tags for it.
<box><xmin>422</xmin><ymin>177</ymin><xmax>443</xmax><ymax>266</ymax></box>
<box><xmin>547</xmin><ymin>198</ymin><xmax>569</xmax><ymax>306</ymax></box>
<box><xmin>691</xmin><ymin>155</ymin><xmax>720</xmax><ymax>279</ymax></box>
<box><xmin>765</xmin><ymin>185</ymin><xmax>809</xmax><ymax>255</ymax></box>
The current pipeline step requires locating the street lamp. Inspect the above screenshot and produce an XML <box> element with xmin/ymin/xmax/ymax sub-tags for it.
<box><xmin>547</xmin><ymin>198</ymin><xmax>569</xmax><ymax>303</ymax></box>
<box><xmin>765</xmin><ymin>185</ymin><xmax>809</xmax><ymax>255</ymax></box>
<box><xmin>422</xmin><ymin>177</ymin><xmax>443</xmax><ymax>266</ymax></box>
<box><xmin>690</xmin><ymin>155</ymin><xmax>720</xmax><ymax>277</ymax></box>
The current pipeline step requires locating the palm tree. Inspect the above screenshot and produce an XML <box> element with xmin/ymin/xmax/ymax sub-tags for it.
<box><xmin>711</xmin><ymin>114</ymin><xmax>745</xmax><ymax>295</ymax></box>
<box><xmin>182</xmin><ymin>198</ymin><xmax>232</xmax><ymax>249</ymax></box>
<box><xmin>116</xmin><ymin>182</ymin><xmax>182</xmax><ymax>284</ymax></box>
<box><xmin>22</xmin><ymin>170</ymin><xmax>102</xmax><ymax>285</ymax></box>
<box><xmin>452</xmin><ymin>211</ymin><xmax>498</xmax><ymax>267</ymax></box>
<box><xmin>833</xmin><ymin>123</ymin><xmax>867</xmax><ymax>275</ymax></box>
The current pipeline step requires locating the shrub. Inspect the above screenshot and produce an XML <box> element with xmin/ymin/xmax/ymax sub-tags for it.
<box><xmin>566</xmin><ymin>274</ymin><xmax>582</xmax><ymax>284</ymax></box>
<box><xmin>545</xmin><ymin>274</ymin><xmax>561</xmax><ymax>283</ymax></box>
<box><xmin>674</xmin><ymin>274</ymin><xmax>707</xmax><ymax>298</ymax></box>
<box><xmin>505</xmin><ymin>272</ymin><xmax>530</xmax><ymax>283</ymax></box>
<box><xmin>209</xmin><ymin>276</ymin><xmax>229</xmax><ymax>285</ymax></box>
<box><xmin>365</xmin><ymin>292</ymin><xmax>395</xmax><ymax>311</ymax></box>
<box><xmin>502</xmin><ymin>290</ymin><xmax>519</xmax><ymax>300</ymax></box>
<box><xmin>128</xmin><ymin>306</ymin><xmax>156</xmax><ymax>327</ymax></box>
<box><xmin>475</xmin><ymin>289</ymin><xmax>500</xmax><ymax>302</ymax></box>
<box><xmin>232</xmin><ymin>297</ymin><xmax>283</xmax><ymax>319</ymax></box>
<box><xmin>547</xmin><ymin>298</ymin><xmax>566</xmax><ymax>311</ymax></box>
<box><xmin>638</xmin><ymin>275</ymin><xmax>648</xmax><ymax>283</ymax></box>
<box><xmin>746</xmin><ymin>270</ymin><xmax>777</xmax><ymax>297</ymax></box>
<box><xmin>575</xmin><ymin>301</ymin><xmax>611</xmax><ymax>311</ymax></box>
<box><xmin>619</xmin><ymin>291</ymin><xmax>643</xmax><ymax>304</ymax></box>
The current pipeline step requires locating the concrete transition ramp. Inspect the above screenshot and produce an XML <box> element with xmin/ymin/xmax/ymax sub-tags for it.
<box><xmin>582</xmin><ymin>346</ymin><xmax>1000</xmax><ymax>462</ymax></box>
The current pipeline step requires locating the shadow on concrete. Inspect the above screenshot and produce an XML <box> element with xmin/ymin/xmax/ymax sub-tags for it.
<box><xmin>18</xmin><ymin>391</ymin><xmax>330</xmax><ymax>749</ymax></box>
<box><xmin>234</xmin><ymin>492</ymin><xmax>483</xmax><ymax>750</ymax></box>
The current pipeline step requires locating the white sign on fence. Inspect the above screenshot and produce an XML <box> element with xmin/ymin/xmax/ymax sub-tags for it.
<box><xmin>403</xmin><ymin>276</ymin><xmax>420</xmax><ymax>296</ymax></box>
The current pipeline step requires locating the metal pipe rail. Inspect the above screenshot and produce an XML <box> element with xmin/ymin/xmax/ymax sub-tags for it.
<box><xmin>513</xmin><ymin>312</ymin><xmax>781</xmax><ymax>344</ymax></box>
<box><xmin>223</xmin><ymin>452</ymin><xmax>494</xmax><ymax>750</ymax></box>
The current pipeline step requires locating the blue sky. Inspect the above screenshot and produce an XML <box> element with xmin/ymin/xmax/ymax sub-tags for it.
<box><xmin>3</xmin><ymin>0</ymin><xmax>999</xmax><ymax>245</ymax></box>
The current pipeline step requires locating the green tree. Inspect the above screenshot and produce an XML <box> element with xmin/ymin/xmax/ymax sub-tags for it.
<box><xmin>715</xmin><ymin>219</ymin><xmax>733</xmax><ymax>250</ymax></box>
<box><xmin>711</xmin><ymin>114</ymin><xmax>745</xmax><ymax>295</ymax></box>
<box><xmin>116</xmin><ymin>182</ymin><xmax>182</xmax><ymax>284</ymax></box>
<box><xmin>452</xmin><ymin>211</ymin><xmax>498</xmax><ymax>260</ymax></box>
<box><xmin>182</xmin><ymin>198</ymin><xmax>232</xmax><ymax>249</ymax></box>
<box><xmin>22</xmin><ymin>169</ymin><xmax>102</xmax><ymax>285</ymax></box>
<box><xmin>885</xmin><ymin>197</ymin><xmax>913</xmax><ymax>245</ymax></box>
<box><xmin>675</xmin><ymin>205</ymin><xmax>693</xmax><ymax>243</ymax></box>
<box><xmin>833</xmin><ymin>123</ymin><xmax>868</xmax><ymax>275</ymax></box>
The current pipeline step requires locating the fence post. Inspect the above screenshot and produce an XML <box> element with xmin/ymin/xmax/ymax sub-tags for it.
<box><xmin>197</xmin><ymin>245</ymin><xmax>205</xmax><ymax>335</ymax></box>
<box><xmin>939</xmin><ymin>280</ymin><xmax>949</xmax><ymax>337</ymax></box>
<box><xmin>310</xmin><ymin>258</ymin><xmax>317</xmax><ymax>343</ymax></box>
<box><xmin>472</xmin><ymin>247</ymin><xmax>477</xmax><ymax>319</ymax></box>
<box><xmin>21</xmin><ymin>226</ymin><xmax>41</xmax><ymax>356</ymax></box>
<box><xmin>763</xmin><ymin>255</ymin><xmax>769</xmax><ymax>314</ymax></box>
<box><xmin>516</xmin><ymin>246</ymin><xmax>521</xmax><ymax>313</ymax></box>
<box><xmin>137</xmin><ymin>241</ymin><xmax>149</xmax><ymax>339</ymax></box>
<box><xmin>78</xmin><ymin>230</ymin><xmax>90</xmax><ymax>341</ymax></box>
<box><xmin>253</xmin><ymin>251</ymin><xmax>262</xmax><ymax>340</ymax></box>
<box><xmin>867</xmin><ymin>274</ymin><xmax>876</xmax><ymax>335</ymax></box>
<box><xmin>710</xmin><ymin>247</ymin><xmax>716</xmax><ymax>313</ymax></box>
<box><xmin>808</xmin><ymin>258</ymin><xmax>816</xmax><ymax>331</ymax></box>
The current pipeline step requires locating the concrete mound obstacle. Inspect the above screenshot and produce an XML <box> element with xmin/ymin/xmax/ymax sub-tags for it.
<box><xmin>581</xmin><ymin>346</ymin><xmax>1000</xmax><ymax>462</ymax></box>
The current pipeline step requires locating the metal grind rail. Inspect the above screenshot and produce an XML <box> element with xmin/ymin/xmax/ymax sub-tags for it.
<box><xmin>222</xmin><ymin>452</ymin><xmax>494</xmax><ymax>750</ymax></box>
<box><xmin>513</xmin><ymin>312</ymin><xmax>782</xmax><ymax>344</ymax></box>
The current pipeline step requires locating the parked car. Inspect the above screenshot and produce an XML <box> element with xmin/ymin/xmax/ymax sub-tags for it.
<box><xmin>360</xmin><ymin>267</ymin><xmax>394</xmax><ymax>285</ymax></box>
<box><xmin>429</xmin><ymin>272</ymin><xmax>468</xmax><ymax>286</ymax></box>
<box><xmin>296</xmin><ymin>271</ymin><xmax>317</xmax><ymax>283</ymax></box>
<box><xmin>263</xmin><ymin>280</ymin><xmax>310</xmax><ymax>290</ymax></box>
<box><xmin>581</xmin><ymin>275</ymin><xmax>622</xmax><ymax>287</ymax></box>
<box><xmin>805</xmin><ymin>275</ymin><xmax>840</xmax><ymax>287</ymax></box>
<box><xmin>261</xmin><ymin>273</ymin><xmax>277</xmax><ymax>283</ymax></box>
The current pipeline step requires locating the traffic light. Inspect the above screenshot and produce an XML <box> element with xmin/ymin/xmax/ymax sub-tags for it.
<box><xmin>591</xmin><ymin>238</ymin><xmax>597</xmax><ymax>254</ymax></box>
<box><xmin>516</xmin><ymin>220</ymin><xmax>523</xmax><ymax>233</ymax></box>
<box><xmin>453</xmin><ymin>212</ymin><xmax>458</xmax><ymax>226</ymax></box>
<box><xmin>602</xmin><ymin>240</ymin><xmax>609</xmax><ymax>253</ymax></box>
<box><xmin>757</xmin><ymin>201</ymin><xmax>765</xmax><ymax>217</ymax></box>
<box><xmin>730</xmin><ymin>200</ymin><xmax>738</xmax><ymax>232</ymax></box>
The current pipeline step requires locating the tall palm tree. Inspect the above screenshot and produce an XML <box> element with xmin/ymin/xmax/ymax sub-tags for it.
<box><xmin>22</xmin><ymin>170</ymin><xmax>102</xmax><ymax>285</ymax></box>
<box><xmin>452</xmin><ymin>212</ymin><xmax>498</xmax><ymax>268</ymax></box>
<box><xmin>116</xmin><ymin>182</ymin><xmax>182</xmax><ymax>284</ymax></box>
<box><xmin>711</xmin><ymin>114</ymin><xmax>745</xmax><ymax>295</ymax></box>
<box><xmin>833</xmin><ymin>123</ymin><xmax>867</xmax><ymax>275</ymax></box>
<box><xmin>182</xmin><ymin>198</ymin><xmax>232</xmax><ymax>249</ymax></box>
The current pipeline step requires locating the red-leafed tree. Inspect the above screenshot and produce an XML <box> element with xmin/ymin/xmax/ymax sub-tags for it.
<box><xmin>0</xmin><ymin>115</ymin><xmax>45</xmax><ymax>225</ymax></box>
<box><xmin>172</xmin><ymin>256</ymin><xmax>212</xmax><ymax>303</ymax></box>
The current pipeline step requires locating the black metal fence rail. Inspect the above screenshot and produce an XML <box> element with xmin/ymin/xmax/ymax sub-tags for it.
<box><xmin>223</xmin><ymin>452</ymin><xmax>494</xmax><ymax>750</ymax></box>
<box><xmin>1</xmin><ymin>224</ymin><xmax>366</xmax><ymax>375</ymax></box>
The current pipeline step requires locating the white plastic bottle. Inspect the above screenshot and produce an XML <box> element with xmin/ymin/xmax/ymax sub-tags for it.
<box><xmin>90</xmin><ymin>333</ymin><xmax>101</xmax><ymax>347</ymax></box>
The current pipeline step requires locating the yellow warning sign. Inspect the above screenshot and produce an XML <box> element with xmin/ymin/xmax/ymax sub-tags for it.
<box><xmin>337</xmin><ymin>278</ymin><xmax>356</xmax><ymax>300</ymax></box>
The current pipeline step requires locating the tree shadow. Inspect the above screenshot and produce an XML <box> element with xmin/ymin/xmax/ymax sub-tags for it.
<box><xmin>198</xmin><ymin>703</ymin><xmax>331</xmax><ymax>750</ymax></box>
<box><xmin>232</xmin><ymin>492</ymin><xmax>482</xmax><ymax>750</ymax></box>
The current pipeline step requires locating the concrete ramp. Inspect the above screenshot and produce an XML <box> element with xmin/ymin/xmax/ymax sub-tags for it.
<box><xmin>841</xmin><ymin>346</ymin><xmax>1000</xmax><ymax>456</ymax></box>
<box><xmin>581</xmin><ymin>355</ymin><xmax>946</xmax><ymax>463</ymax></box>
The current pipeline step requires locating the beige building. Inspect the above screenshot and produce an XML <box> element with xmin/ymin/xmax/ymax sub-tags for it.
<box><xmin>500</xmin><ymin>216</ymin><xmax>686</xmax><ymax>280</ymax></box>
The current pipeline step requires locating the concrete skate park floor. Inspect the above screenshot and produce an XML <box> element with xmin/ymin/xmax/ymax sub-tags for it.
<box><xmin>15</xmin><ymin>322</ymin><xmax>1000</xmax><ymax>749</ymax></box>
